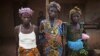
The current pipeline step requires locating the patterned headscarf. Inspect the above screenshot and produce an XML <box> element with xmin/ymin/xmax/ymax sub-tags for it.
<box><xmin>69</xmin><ymin>6</ymin><xmax>82</xmax><ymax>15</ymax></box>
<box><xmin>69</xmin><ymin>6</ymin><xmax>82</xmax><ymax>22</ymax></box>
<box><xmin>48</xmin><ymin>1</ymin><xmax>61</xmax><ymax>12</ymax></box>
<box><xmin>19</xmin><ymin>7</ymin><xmax>34</xmax><ymax>17</ymax></box>
<box><xmin>69</xmin><ymin>6</ymin><xmax>82</xmax><ymax>17</ymax></box>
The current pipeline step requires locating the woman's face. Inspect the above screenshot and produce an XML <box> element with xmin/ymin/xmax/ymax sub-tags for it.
<box><xmin>21</xmin><ymin>15</ymin><xmax>31</xmax><ymax>24</ymax></box>
<box><xmin>48</xmin><ymin>7</ymin><xmax>58</xmax><ymax>18</ymax></box>
<box><xmin>71</xmin><ymin>12</ymin><xmax>81</xmax><ymax>23</ymax></box>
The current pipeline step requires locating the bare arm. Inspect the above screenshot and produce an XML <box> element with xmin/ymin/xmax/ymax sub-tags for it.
<box><xmin>14</xmin><ymin>26</ymin><xmax>19</xmax><ymax>56</ymax></box>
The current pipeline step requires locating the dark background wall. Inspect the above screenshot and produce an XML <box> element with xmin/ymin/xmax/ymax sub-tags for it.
<box><xmin>0</xmin><ymin>0</ymin><xmax>14</xmax><ymax>42</ymax></box>
<box><xmin>0</xmin><ymin>0</ymin><xmax>100</xmax><ymax>56</ymax></box>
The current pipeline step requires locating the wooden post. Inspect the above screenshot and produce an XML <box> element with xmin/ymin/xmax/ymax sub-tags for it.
<box><xmin>46</xmin><ymin>0</ymin><xmax>49</xmax><ymax>20</ymax></box>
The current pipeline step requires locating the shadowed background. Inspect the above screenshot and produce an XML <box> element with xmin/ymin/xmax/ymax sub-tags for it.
<box><xmin>0</xmin><ymin>0</ymin><xmax>100</xmax><ymax>56</ymax></box>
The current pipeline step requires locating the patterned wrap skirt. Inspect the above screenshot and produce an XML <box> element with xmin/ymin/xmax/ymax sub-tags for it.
<box><xmin>18</xmin><ymin>47</ymin><xmax>40</xmax><ymax>56</ymax></box>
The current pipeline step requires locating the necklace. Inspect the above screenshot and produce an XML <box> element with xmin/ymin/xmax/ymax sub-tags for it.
<box><xmin>46</xmin><ymin>18</ymin><xmax>59</xmax><ymax>36</ymax></box>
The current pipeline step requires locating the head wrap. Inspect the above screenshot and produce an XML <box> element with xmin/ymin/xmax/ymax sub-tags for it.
<box><xmin>19</xmin><ymin>7</ymin><xmax>34</xmax><ymax>17</ymax></box>
<box><xmin>69</xmin><ymin>6</ymin><xmax>82</xmax><ymax>22</ymax></box>
<box><xmin>48</xmin><ymin>1</ymin><xmax>61</xmax><ymax>12</ymax></box>
<box><xmin>69</xmin><ymin>6</ymin><xmax>82</xmax><ymax>15</ymax></box>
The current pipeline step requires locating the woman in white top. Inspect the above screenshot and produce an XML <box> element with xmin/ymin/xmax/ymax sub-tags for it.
<box><xmin>15</xmin><ymin>7</ymin><xmax>40</xmax><ymax>56</ymax></box>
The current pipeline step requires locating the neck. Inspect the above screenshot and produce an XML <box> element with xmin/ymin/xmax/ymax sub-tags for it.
<box><xmin>72</xmin><ymin>22</ymin><xmax>78</xmax><ymax>26</ymax></box>
<box><xmin>49</xmin><ymin>17</ymin><xmax>56</xmax><ymax>21</ymax></box>
<box><xmin>22</xmin><ymin>23</ymin><xmax>30</xmax><ymax>29</ymax></box>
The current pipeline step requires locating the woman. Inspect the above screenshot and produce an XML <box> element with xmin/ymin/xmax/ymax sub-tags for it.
<box><xmin>66</xmin><ymin>6</ymin><xmax>89</xmax><ymax>56</ymax></box>
<box><xmin>39</xmin><ymin>1</ymin><xmax>65</xmax><ymax>56</ymax></box>
<box><xmin>15</xmin><ymin>7</ymin><xmax>40</xmax><ymax>56</ymax></box>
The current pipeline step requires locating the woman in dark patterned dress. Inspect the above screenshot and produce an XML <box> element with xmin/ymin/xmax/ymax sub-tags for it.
<box><xmin>39</xmin><ymin>1</ymin><xmax>66</xmax><ymax>56</ymax></box>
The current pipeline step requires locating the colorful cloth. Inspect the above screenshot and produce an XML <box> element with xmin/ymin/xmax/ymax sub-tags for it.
<box><xmin>68</xmin><ymin>39</ymin><xmax>84</xmax><ymax>51</ymax></box>
<box><xmin>18</xmin><ymin>47</ymin><xmax>40</xmax><ymax>56</ymax></box>
<box><xmin>66</xmin><ymin>23</ymin><xmax>83</xmax><ymax>51</ymax></box>
<box><xmin>40</xmin><ymin>19</ymin><xmax>63</xmax><ymax>56</ymax></box>
<box><xmin>66</xmin><ymin>23</ymin><xmax>88</xmax><ymax>56</ymax></box>
<box><xmin>82</xmin><ymin>33</ymin><xmax>90</xmax><ymax>40</ymax></box>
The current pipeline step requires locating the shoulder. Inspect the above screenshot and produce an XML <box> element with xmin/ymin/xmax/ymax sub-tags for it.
<box><xmin>41</xmin><ymin>19</ymin><xmax>47</xmax><ymax>24</ymax></box>
<box><xmin>79</xmin><ymin>22</ymin><xmax>84</xmax><ymax>28</ymax></box>
<box><xmin>32</xmin><ymin>24</ymin><xmax>37</xmax><ymax>29</ymax></box>
<box><xmin>32</xmin><ymin>24</ymin><xmax>38</xmax><ymax>32</ymax></box>
<box><xmin>56</xmin><ymin>19</ymin><xmax>63</xmax><ymax>26</ymax></box>
<box><xmin>67</xmin><ymin>22</ymin><xmax>71</xmax><ymax>26</ymax></box>
<box><xmin>15</xmin><ymin>25</ymin><xmax>21</xmax><ymax>33</ymax></box>
<box><xmin>40</xmin><ymin>19</ymin><xmax>48</xmax><ymax>26</ymax></box>
<box><xmin>79</xmin><ymin>22</ymin><xmax>84</xmax><ymax>25</ymax></box>
<box><xmin>57</xmin><ymin>19</ymin><xmax>62</xmax><ymax>23</ymax></box>
<box><xmin>63</xmin><ymin>22</ymin><xmax>71</xmax><ymax>29</ymax></box>
<box><xmin>61</xmin><ymin>21</ymin><xmax>70</xmax><ymax>26</ymax></box>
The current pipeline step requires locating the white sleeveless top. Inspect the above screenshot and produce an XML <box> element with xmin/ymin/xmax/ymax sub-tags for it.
<box><xmin>19</xmin><ymin>25</ymin><xmax>37</xmax><ymax>49</ymax></box>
